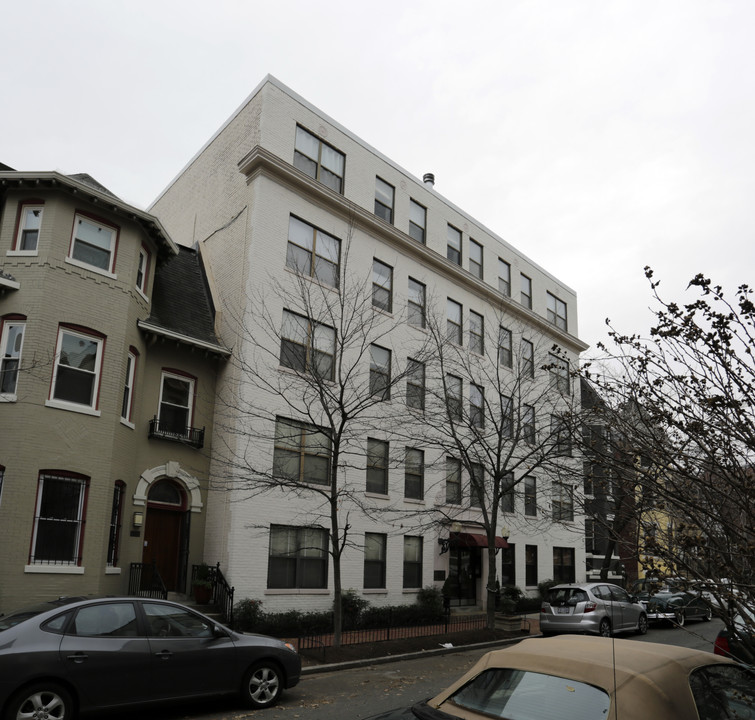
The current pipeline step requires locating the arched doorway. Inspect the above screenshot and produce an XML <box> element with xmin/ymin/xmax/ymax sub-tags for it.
<box><xmin>141</xmin><ymin>479</ymin><xmax>190</xmax><ymax>592</ymax></box>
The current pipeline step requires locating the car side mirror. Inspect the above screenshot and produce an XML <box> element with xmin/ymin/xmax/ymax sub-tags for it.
<box><xmin>213</xmin><ymin>624</ymin><xmax>229</xmax><ymax>638</ymax></box>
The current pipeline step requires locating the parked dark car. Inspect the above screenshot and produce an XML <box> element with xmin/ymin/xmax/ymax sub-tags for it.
<box><xmin>714</xmin><ymin>612</ymin><xmax>755</xmax><ymax>666</ymax></box>
<box><xmin>638</xmin><ymin>588</ymin><xmax>713</xmax><ymax>626</ymax></box>
<box><xmin>0</xmin><ymin>596</ymin><xmax>301</xmax><ymax>720</ymax></box>
<box><xmin>364</xmin><ymin>636</ymin><xmax>755</xmax><ymax>720</ymax></box>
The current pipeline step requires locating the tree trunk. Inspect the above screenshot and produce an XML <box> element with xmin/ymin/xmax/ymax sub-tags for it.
<box><xmin>486</xmin><ymin>543</ymin><xmax>498</xmax><ymax>630</ymax></box>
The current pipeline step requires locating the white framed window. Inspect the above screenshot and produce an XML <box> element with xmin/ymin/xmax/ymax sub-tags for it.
<box><xmin>446</xmin><ymin>374</ymin><xmax>463</xmax><ymax>421</ymax></box>
<box><xmin>273</xmin><ymin>417</ymin><xmax>332</xmax><ymax>486</ymax></box>
<box><xmin>446</xmin><ymin>457</ymin><xmax>462</xmax><ymax>504</ymax></box>
<box><xmin>157</xmin><ymin>371</ymin><xmax>195</xmax><ymax>436</ymax></box>
<box><xmin>374</xmin><ymin>177</ymin><xmax>394</xmax><ymax>224</ymax></box>
<box><xmin>406</xmin><ymin>358</ymin><xmax>425</xmax><ymax>410</ymax></box>
<box><xmin>372</xmin><ymin>259</ymin><xmax>393</xmax><ymax>312</ymax></box>
<box><xmin>68</xmin><ymin>214</ymin><xmax>118</xmax><ymax>275</ymax></box>
<box><xmin>447</xmin><ymin>299</ymin><xmax>462</xmax><ymax>345</ymax></box>
<box><xmin>0</xmin><ymin>318</ymin><xmax>25</xmax><ymax>399</ymax></box>
<box><xmin>14</xmin><ymin>203</ymin><xmax>43</xmax><ymax>253</ymax></box>
<box><xmin>280</xmin><ymin>310</ymin><xmax>335</xmax><ymax>381</ymax></box>
<box><xmin>469</xmin><ymin>310</ymin><xmax>484</xmax><ymax>354</ymax></box>
<box><xmin>409</xmin><ymin>199</ymin><xmax>426</xmax><ymax>244</ymax></box>
<box><xmin>364</xmin><ymin>532</ymin><xmax>387</xmax><ymax>589</ymax></box>
<box><xmin>121</xmin><ymin>350</ymin><xmax>137</xmax><ymax>425</ymax></box>
<box><xmin>447</xmin><ymin>224</ymin><xmax>462</xmax><ymax>265</ymax></box>
<box><xmin>48</xmin><ymin>326</ymin><xmax>104</xmax><ymax>414</ymax></box>
<box><xmin>549</xmin><ymin>353</ymin><xmax>571</xmax><ymax>394</ymax></box>
<box><xmin>30</xmin><ymin>471</ymin><xmax>89</xmax><ymax>565</ymax></box>
<box><xmin>136</xmin><ymin>245</ymin><xmax>151</xmax><ymax>297</ymax></box>
<box><xmin>553</xmin><ymin>482</ymin><xmax>574</xmax><ymax>522</ymax></box>
<box><xmin>286</xmin><ymin>215</ymin><xmax>341</xmax><ymax>288</ymax></box>
<box><xmin>370</xmin><ymin>344</ymin><xmax>391</xmax><ymax>400</ymax></box>
<box><xmin>520</xmin><ymin>273</ymin><xmax>532</xmax><ymax>309</ymax></box>
<box><xmin>524</xmin><ymin>476</ymin><xmax>537</xmax><ymax>517</ymax></box>
<box><xmin>498</xmin><ymin>259</ymin><xmax>511</xmax><ymax>297</ymax></box>
<box><xmin>403</xmin><ymin>536</ymin><xmax>423</xmax><ymax>588</ymax></box>
<box><xmin>470</xmin><ymin>383</ymin><xmax>485</xmax><ymax>428</ymax></box>
<box><xmin>268</xmin><ymin>524</ymin><xmax>329</xmax><ymax>589</ymax></box>
<box><xmin>294</xmin><ymin>125</ymin><xmax>345</xmax><ymax>193</ymax></box>
<box><xmin>522</xmin><ymin>339</ymin><xmax>535</xmax><ymax>378</ymax></box>
<box><xmin>366</xmin><ymin>438</ymin><xmax>389</xmax><ymax>494</ymax></box>
<box><xmin>408</xmin><ymin>278</ymin><xmax>426</xmax><ymax>328</ymax></box>
<box><xmin>498</xmin><ymin>326</ymin><xmax>512</xmax><ymax>368</ymax></box>
<box><xmin>404</xmin><ymin>448</ymin><xmax>424</xmax><ymax>500</ymax></box>
<box><xmin>469</xmin><ymin>239</ymin><xmax>483</xmax><ymax>279</ymax></box>
<box><xmin>547</xmin><ymin>292</ymin><xmax>568</xmax><ymax>331</ymax></box>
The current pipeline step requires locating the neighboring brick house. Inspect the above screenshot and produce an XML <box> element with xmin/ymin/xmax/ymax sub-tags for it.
<box><xmin>0</xmin><ymin>168</ymin><xmax>228</xmax><ymax>613</ymax></box>
<box><xmin>150</xmin><ymin>76</ymin><xmax>590</xmax><ymax>613</ymax></box>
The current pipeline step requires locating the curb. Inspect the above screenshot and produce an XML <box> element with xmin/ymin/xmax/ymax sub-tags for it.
<box><xmin>301</xmin><ymin>635</ymin><xmax>532</xmax><ymax>675</ymax></box>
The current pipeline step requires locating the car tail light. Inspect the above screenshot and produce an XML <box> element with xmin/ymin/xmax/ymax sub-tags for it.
<box><xmin>713</xmin><ymin>635</ymin><xmax>730</xmax><ymax>658</ymax></box>
<box><xmin>541</xmin><ymin>604</ymin><xmax>548</xmax><ymax>614</ymax></box>
<box><xmin>583</xmin><ymin>602</ymin><xmax>597</xmax><ymax>613</ymax></box>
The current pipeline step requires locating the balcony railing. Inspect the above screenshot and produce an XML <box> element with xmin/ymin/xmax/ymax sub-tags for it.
<box><xmin>148</xmin><ymin>416</ymin><xmax>205</xmax><ymax>449</ymax></box>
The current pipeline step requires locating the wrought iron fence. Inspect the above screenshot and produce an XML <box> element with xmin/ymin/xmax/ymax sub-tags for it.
<box><xmin>128</xmin><ymin>561</ymin><xmax>168</xmax><ymax>599</ymax></box>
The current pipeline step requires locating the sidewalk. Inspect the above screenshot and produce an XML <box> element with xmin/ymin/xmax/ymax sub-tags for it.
<box><xmin>300</xmin><ymin>613</ymin><xmax>540</xmax><ymax>674</ymax></box>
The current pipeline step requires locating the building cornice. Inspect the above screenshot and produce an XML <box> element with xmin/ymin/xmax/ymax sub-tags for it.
<box><xmin>138</xmin><ymin>320</ymin><xmax>231</xmax><ymax>358</ymax></box>
<box><xmin>238</xmin><ymin>146</ymin><xmax>590</xmax><ymax>354</ymax></box>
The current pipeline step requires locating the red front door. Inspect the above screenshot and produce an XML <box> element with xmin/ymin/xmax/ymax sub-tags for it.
<box><xmin>142</xmin><ymin>507</ymin><xmax>182</xmax><ymax>591</ymax></box>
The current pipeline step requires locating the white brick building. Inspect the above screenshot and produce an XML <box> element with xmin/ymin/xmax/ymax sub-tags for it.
<box><xmin>151</xmin><ymin>76</ymin><xmax>589</xmax><ymax>613</ymax></box>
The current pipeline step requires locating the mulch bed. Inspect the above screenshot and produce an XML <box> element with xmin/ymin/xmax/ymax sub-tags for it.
<box><xmin>299</xmin><ymin>627</ymin><xmax>520</xmax><ymax>667</ymax></box>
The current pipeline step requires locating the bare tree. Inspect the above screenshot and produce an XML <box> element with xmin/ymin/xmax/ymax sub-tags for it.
<box><xmin>580</xmin><ymin>269</ymin><xmax>755</xmax><ymax>661</ymax></box>
<box><xmin>210</xmin><ymin>229</ymin><xmax>432</xmax><ymax>646</ymax></box>
<box><xmin>399</xmin><ymin>301</ymin><xmax>582</xmax><ymax>629</ymax></box>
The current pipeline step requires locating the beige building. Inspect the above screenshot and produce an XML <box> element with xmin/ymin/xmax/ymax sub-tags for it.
<box><xmin>0</xmin><ymin>169</ymin><xmax>228</xmax><ymax>614</ymax></box>
<box><xmin>151</xmin><ymin>76</ymin><xmax>590</xmax><ymax>613</ymax></box>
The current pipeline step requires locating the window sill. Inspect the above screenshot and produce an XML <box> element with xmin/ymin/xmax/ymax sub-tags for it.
<box><xmin>402</xmin><ymin>588</ymin><xmax>421</xmax><ymax>594</ymax></box>
<box><xmin>120</xmin><ymin>417</ymin><xmax>135</xmax><ymax>430</ymax></box>
<box><xmin>403</xmin><ymin>497</ymin><xmax>425</xmax><ymax>505</ymax></box>
<box><xmin>25</xmin><ymin>564</ymin><xmax>85</xmax><ymax>574</ymax></box>
<box><xmin>105</xmin><ymin>566</ymin><xmax>122</xmax><ymax>575</ymax></box>
<box><xmin>0</xmin><ymin>393</ymin><xmax>17</xmax><ymax>403</ymax></box>
<box><xmin>363</xmin><ymin>588</ymin><xmax>387</xmax><ymax>594</ymax></box>
<box><xmin>65</xmin><ymin>256</ymin><xmax>117</xmax><ymax>280</ymax></box>
<box><xmin>7</xmin><ymin>249</ymin><xmax>38</xmax><ymax>257</ymax></box>
<box><xmin>46</xmin><ymin>399</ymin><xmax>101</xmax><ymax>417</ymax></box>
<box><xmin>365</xmin><ymin>491</ymin><xmax>389</xmax><ymax>500</ymax></box>
<box><xmin>136</xmin><ymin>286</ymin><xmax>149</xmax><ymax>303</ymax></box>
<box><xmin>264</xmin><ymin>588</ymin><xmax>330</xmax><ymax>595</ymax></box>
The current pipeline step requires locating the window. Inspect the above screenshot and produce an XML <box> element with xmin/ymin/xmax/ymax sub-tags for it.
<box><xmin>372</xmin><ymin>259</ymin><xmax>393</xmax><ymax>312</ymax></box>
<box><xmin>498</xmin><ymin>326</ymin><xmax>512</xmax><ymax>368</ymax></box>
<box><xmin>470</xmin><ymin>383</ymin><xmax>484</xmax><ymax>428</ymax></box>
<box><xmin>403</xmin><ymin>536</ymin><xmax>423</xmax><ymax>588</ymax></box>
<box><xmin>501</xmin><ymin>472</ymin><xmax>515</xmax><ymax>513</ymax></box>
<box><xmin>136</xmin><ymin>245</ymin><xmax>151</xmax><ymax>296</ymax></box>
<box><xmin>446</xmin><ymin>374</ymin><xmax>462</xmax><ymax>421</ymax></box>
<box><xmin>366</xmin><ymin>439</ymin><xmax>389</xmax><ymax>494</ymax></box>
<box><xmin>286</xmin><ymin>215</ymin><xmax>340</xmax><ymax>288</ymax></box>
<box><xmin>404</xmin><ymin>448</ymin><xmax>424</xmax><ymax>500</ymax></box>
<box><xmin>525</xmin><ymin>544</ymin><xmax>538</xmax><ymax>586</ymax></box>
<box><xmin>501</xmin><ymin>543</ymin><xmax>515</xmax><ymax>585</ymax></box>
<box><xmin>0</xmin><ymin>465</ymin><xmax>5</xmax><ymax>507</ymax></box>
<box><xmin>364</xmin><ymin>533</ymin><xmax>387</xmax><ymax>588</ymax></box>
<box><xmin>268</xmin><ymin>524</ymin><xmax>328</xmax><ymax>589</ymax></box>
<box><xmin>120</xmin><ymin>350</ymin><xmax>137</xmax><ymax>423</ymax></box>
<box><xmin>407</xmin><ymin>278</ymin><xmax>426</xmax><ymax>328</ymax></box>
<box><xmin>520</xmin><ymin>274</ymin><xmax>532</xmax><ymax>309</ymax></box>
<box><xmin>294</xmin><ymin>125</ymin><xmax>345</xmax><ymax>193</ymax></box>
<box><xmin>585</xmin><ymin>519</ymin><xmax>596</xmax><ymax>554</ymax></box>
<box><xmin>446</xmin><ymin>457</ymin><xmax>461</xmax><ymax>504</ymax></box>
<box><xmin>49</xmin><ymin>326</ymin><xmax>104</xmax><ymax>411</ymax></box>
<box><xmin>409</xmin><ymin>199</ymin><xmax>426</xmax><ymax>243</ymax></box>
<box><xmin>524</xmin><ymin>476</ymin><xmax>537</xmax><ymax>517</ymax></box>
<box><xmin>547</xmin><ymin>292</ymin><xmax>567</xmax><ymax>331</ymax></box>
<box><xmin>374</xmin><ymin>177</ymin><xmax>394</xmax><ymax>223</ymax></box>
<box><xmin>521</xmin><ymin>339</ymin><xmax>534</xmax><ymax>378</ymax></box>
<box><xmin>470</xmin><ymin>463</ymin><xmax>484</xmax><ymax>507</ymax></box>
<box><xmin>280</xmin><ymin>310</ymin><xmax>335</xmax><ymax>381</ymax></box>
<box><xmin>0</xmin><ymin>318</ymin><xmax>25</xmax><ymax>397</ymax></box>
<box><xmin>15</xmin><ymin>203</ymin><xmax>43</xmax><ymax>252</ymax></box>
<box><xmin>549</xmin><ymin>353</ymin><xmax>570</xmax><ymax>394</ymax></box>
<box><xmin>447</xmin><ymin>299</ymin><xmax>462</xmax><ymax>344</ymax></box>
<box><xmin>72</xmin><ymin>602</ymin><xmax>139</xmax><ymax>637</ymax></box>
<box><xmin>551</xmin><ymin>415</ymin><xmax>572</xmax><ymax>456</ymax></box>
<box><xmin>143</xmin><ymin>602</ymin><xmax>210</xmax><ymax>638</ymax></box>
<box><xmin>553</xmin><ymin>482</ymin><xmax>574</xmax><ymax>522</ymax></box>
<box><xmin>158</xmin><ymin>371</ymin><xmax>194</xmax><ymax>436</ymax></box>
<box><xmin>69</xmin><ymin>214</ymin><xmax>117</xmax><ymax>274</ymax></box>
<box><xmin>406</xmin><ymin>358</ymin><xmax>425</xmax><ymax>410</ymax></box>
<box><xmin>553</xmin><ymin>547</ymin><xmax>575</xmax><ymax>583</ymax></box>
<box><xmin>522</xmin><ymin>404</ymin><xmax>535</xmax><ymax>444</ymax></box>
<box><xmin>447</xmin><ymin>224</ymin><xmax>462</xmax><ymax>265</ymax></box>
<box><xmin>370</xmin><ymin>344</ymin><xmax>391</xmax><ymax>400</ymax></box>
<box><xmin>498</xmin><ymin>259</ymin><xmax>511</xmax><ymax>296</ymax></box>
<box><xmin>501</xmin><ymin>395</ymin><xmax>513</xmax><ymax>438</ymax></box>
<box><xmin>30</xmin><ymin>471</ymin><xmax>88</xmax><ymax>565</ymax></box>
<box><xmin>107</xmin><ymin>481</ymin><xmax>125</xmax><ymax>566</ymax></box>
<box><xmin>273</xmin><ymin>418</ymin><xmax>331</xmax><ymax>486</ymax></box>
<box><xmin>469</xmin><ymin>311</ymin><xmax>484</xmax><ymax>354</ymax></box>
<box><xmin>469</xmin><ymin>240</ymin><xmax>483</xmax><ymax>279</ymax></box>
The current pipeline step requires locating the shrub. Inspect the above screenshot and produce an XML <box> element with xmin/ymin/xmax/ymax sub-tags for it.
<box><xmin>538</xmin><ymin>579</ymin><xmax>558</xmax><ymax>599</ymax></box>
<box><xmin>233</xmin><ymin>598</ymin><xmax>263</xmax><ymax>631</ymax></box>
<box><xmin>340</xmin><ymin>589</ymin><xmax>369</xmax><ymax>629</ymax></box>
<box><xmin>416</xmin><ymin>585</ymin><xmax>444</xmax><ymax>621</ymax></box>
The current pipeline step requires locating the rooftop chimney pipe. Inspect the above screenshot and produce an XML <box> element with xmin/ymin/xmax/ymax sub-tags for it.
<box><xmin>423</xmin><ymin>173</ymin><xmax>435</xmax><ymax>188</ymax></box>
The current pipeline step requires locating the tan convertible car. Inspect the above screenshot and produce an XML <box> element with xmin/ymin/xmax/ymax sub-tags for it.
<box><xmin>367</xmin><ymin>635</ymin><xmax>754</xmax><ymax>720</ymax></box>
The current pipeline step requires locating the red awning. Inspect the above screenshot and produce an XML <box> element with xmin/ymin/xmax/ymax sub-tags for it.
<box><xmin>450</xmin><ymin>532</ymin><xmax>509</xmax><ymax>549</ymax></box>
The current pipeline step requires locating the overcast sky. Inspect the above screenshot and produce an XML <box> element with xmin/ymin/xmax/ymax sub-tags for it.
<box><xmin>3</xmin><ymin>0</ymin><xmax>753</xmax><ymax>354</ymax></box>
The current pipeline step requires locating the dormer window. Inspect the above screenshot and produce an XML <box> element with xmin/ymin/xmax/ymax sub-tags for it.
<box><xmin>68</xmin><ymin>214</ymin><xmax>118</xmax><ymax>275</ymax></box>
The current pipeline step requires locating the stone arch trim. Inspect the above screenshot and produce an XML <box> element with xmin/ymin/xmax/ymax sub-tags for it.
<box><xmin>134</xmin><ymin>461</ymin><xmax>203</xmax><ymax>513</ymax></box>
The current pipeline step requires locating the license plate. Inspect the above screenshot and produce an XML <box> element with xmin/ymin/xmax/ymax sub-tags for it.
<box><xmin>557</xmin><ymin>607</ymin><xmax>571</xmax><ymax>614</ymax></box>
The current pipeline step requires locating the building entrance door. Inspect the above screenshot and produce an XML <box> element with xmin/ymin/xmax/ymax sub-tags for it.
<box><xmin>448</xmin><ymin>548</ymin><xmax>478</xmax><ymax>606</ymax></box>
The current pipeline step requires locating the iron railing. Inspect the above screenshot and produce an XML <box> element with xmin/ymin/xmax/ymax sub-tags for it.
<box><xmin>191</xmin><ymin>562</ymin><xmax>235</xmax><ymax>626</ymax></box>
<box><xmin>128</xmin><ymin>560</ymin><xmax>168</xmax><ymax>599</ymax></box>
<box><xmin>148</xmin><ymin>417</ymin><xmax>205</xmax><ymax>449</ymax></box>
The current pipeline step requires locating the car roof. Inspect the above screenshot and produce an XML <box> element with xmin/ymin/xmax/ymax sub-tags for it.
<box><xmin>430</xmin><ymin>636</ymin><xmax>737</xmax><ymax>720</ymax></box>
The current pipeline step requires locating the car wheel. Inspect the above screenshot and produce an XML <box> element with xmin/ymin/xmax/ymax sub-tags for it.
<box><xmin>599</xmin><ymin>618</ymin><xmax>612</xmax><ymax>637</ymax></box>
<box><xmin>703</xmin><ymin>607</ymin><xmax>712</xmax><ymax>622</ymax></box>
<box><xmin>636</xmin><ymin>614</ymin><xmax>648</xmax><ymax>635</ymax></box>
<box><xmin>6</xmin><ymin>682</ymin><xmax>73</xmax><ymax>720</ymax></box>
<box><xmin>241</xmin><ymin>661</ymin><xmax>283</xmax><ymax>709</ymax></box>
<box><xmin>674</xmin><ymin>610</ymin><xmax>685</xmax><ymax>627</ymax></box>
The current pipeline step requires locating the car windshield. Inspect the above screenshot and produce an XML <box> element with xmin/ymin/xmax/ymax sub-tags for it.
<box><xmin>689</xmin><ymin>664</ymin><xmax>755</xmax><ymax>720</ymax></box>
<box><xmin>447</xmin><ymin>668</ymin><xmax>610</xmax><ymax>720</ymax></box>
